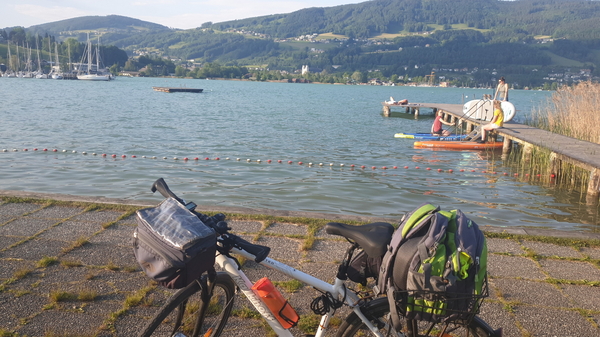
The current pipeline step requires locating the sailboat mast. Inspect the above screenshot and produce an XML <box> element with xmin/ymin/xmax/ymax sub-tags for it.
<box><xmin>36</xmin><ymin>35</ymin><xmax>41</xmax><ymax>72</ymax></box>
<box><xmin>55</xmin><ymin>43</ymin><xmax>60</xmax><ymax>71</ymax></box>
<box><xmin>96</xmin><ymin>36</ymin><xmax>100</xmax><ymax>74</ymax></box>
<box><xmin>68</xmin><ymin>43</ymin><xmax>71</xmax><ymax>72</ymax></box>
<box><xmin>87</xmin><ymin>33</ymin><xmax>92</xmax><ymax>74</ymax></box>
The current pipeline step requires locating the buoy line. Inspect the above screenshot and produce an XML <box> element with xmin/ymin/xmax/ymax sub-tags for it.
<box><xmin>1</xmin><ymin>147</ymin><xmax>557</xmax><ymax>181</ymax></box>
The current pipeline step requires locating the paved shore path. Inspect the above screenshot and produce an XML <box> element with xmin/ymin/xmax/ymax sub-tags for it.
<box><xmin>1</xmin><ymin>190</ymin><xmax>599</xmax><ymax>336</ymax></box>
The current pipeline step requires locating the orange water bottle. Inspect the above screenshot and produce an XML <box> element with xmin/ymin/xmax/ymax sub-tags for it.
<box><xmin>251</xmin><ymin>277</ymin><xmax>299</xmax><ymax>329</ymax></box>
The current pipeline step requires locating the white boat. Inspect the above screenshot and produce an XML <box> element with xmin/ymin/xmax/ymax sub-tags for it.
<box><xmin>51</xmin><ymin>43</ymin><xmax>63</xmax><ymax>79</ymax></box>
<box><xmin>77</xmin><ymin>33</ymin><xmax>110</xmax><ymax>81</ymax></box>
<box><xmin>34</xmin><ymin>35</ymin><xmax>49</xmax><ymax>79</ymax></box>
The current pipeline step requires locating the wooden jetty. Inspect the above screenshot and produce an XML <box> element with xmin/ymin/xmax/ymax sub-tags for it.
<box><xmin>400</xmin><ymin>103</ymin><xmax>600</xmax><ymax>204</ymax></box>
<box><xmin>153</xmin><ymin>87</ymin><xmax>203</xmax><ymax>93</ymax></box>
<box><xmin>382</xmin><ymin>102</ymin><xmax>436</xmax><ymax>117</ymax></box>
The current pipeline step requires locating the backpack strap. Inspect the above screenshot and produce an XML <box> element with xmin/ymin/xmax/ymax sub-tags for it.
<box><xmin>375</xmin><ymin>203</ymin><xmax>439</xmax><ymax>295</ymax></box>
<box><xmin>387</xmin><ymin>286</ymin><xmax>404</xmax><ymax>331</ymax></box>
<box><xmin>418</xmin><ymin>242</ymin><xmax>433</xmax><ymax>290</ymax></box>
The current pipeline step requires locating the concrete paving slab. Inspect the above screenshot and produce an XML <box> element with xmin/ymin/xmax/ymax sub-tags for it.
<box><xmin>228</xmin><ymin>220</ymin><xmax>264</xmax><ymax>233</ymax></box>
<box><xmin>477</xmin><ymin>301</ymin><xmax>521</xmax><ymax>337</ymax></box>
<box><xmin>486</xmin><ymin>237</ymin><xmax>525</xmax><ymax>255</ymax></box>
<box><xmin>0</xmin><ymin>217</ymin><xmax>57</xmax><ymax>236</ymax></box>
<box><xmin>305</xmin><ymin>239</ymin><xmax>348</xmax><ymax>263</ymax></box>
<box><xmin>560</xmin><ymin>284</ymin><xmax>600</xmax><ymax>311</ymax></box>
<box><xmin>579</xmin><ymin>246</ymin><xmax>600</xmax><ymax>259</ymax></box>
<box><xmin>521</xmin><ymin>240</ymin><xmax>585</xmax><ymax>258</ymax></box>
<box><xmin>513</xmin><ymin>306</ymin><xmax>599</xmax><ymax>337</ymax></box>
<box><xmin>1</xmin><ymin>238</ymin><xmax>68</xmax><ymax>260</ymax></box>
<box><xmin>538</xmin><ymin>259</ymin><xmax>600</xmax><ymax>281</ymax></box>
<box><xmin>487</xmin><ymin>254</ymin><xmax>546</xmax><ymax>280</ymax></box>
<box><xmin>255</xmin><ymin>235</ymin><xmax>304</xmax><ymax>262</ymax></box>
<box><xmin>0</xmin><ymin>202</ymin><xmax>44</xmax><ymax>217</ymax></box>
<box><xmin>38</xmin><ymin>220</ymin><xmax>105</xmax><ymax>241</ymax></box>
<box><xmin>266</xmin><ymin>222</ymin><xmax>309</xmax><ymax>236</ymax></box>
<box><xmin>26</xmin><ymin>205</ymin><xmax>85</xmax><ymax>219</ymax></box>
<box><xmin>492</xmin><ymin>278</ymin><xmax>573</xmax><ymax>308</ymax></box>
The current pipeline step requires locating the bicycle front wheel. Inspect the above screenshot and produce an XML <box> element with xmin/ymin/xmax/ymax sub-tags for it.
<box><xmin>336</xmin><ymin>298</ymin><xmax>499</xmax><ymax>337</ymax></box>
<box><xmin>139</xmin><ymin>272</ymin><xmax>236</xmax><ymax>337</ymax></box>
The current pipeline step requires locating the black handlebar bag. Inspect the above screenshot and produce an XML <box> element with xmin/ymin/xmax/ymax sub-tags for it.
<box><xmin>133</xmin><ymin>197</ymin><xmax>217</xmax><ymax>289</ymax></box>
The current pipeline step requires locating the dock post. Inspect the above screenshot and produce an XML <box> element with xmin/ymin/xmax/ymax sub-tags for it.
<box><xmin>522</xmin><ymin>144</ymin><xmax>533</xmax><ymax>163</ymax></box>
<box><xmin>405</xmin><ymin>107</ymin><xmax>410</xmax><ymax>114</ymax></box>
<box><xmin>415</xmin><ymin>108</ymin><xmax>419</xmax><ymax>118</ymax></box>
<box><xmin>587</xmin><ymin>168</ymin><xmax>600</xmax><ymax>205</ymax></box>
<box><xmin>502</xmin><ymin>138</ymin><xmax>512</xmax><ymax>156</ymax></box>
<box><xmin>548</xmin><ymin>152</ymin><xmax>561</xmax><ymax>179</ymax></box>
<box><xmin>383</xmin><ymin>105</ymin><xmax>391</xmax><ymax>117</ymax></box>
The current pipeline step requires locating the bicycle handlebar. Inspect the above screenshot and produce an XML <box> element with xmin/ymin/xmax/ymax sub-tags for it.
<box><xmin>230</xmin><ymin>235</ymin><xmax>271</xmax><ymax>263</ymax></box>
<box><xmin>149</xmin><ymin>178</ymin><xmax>270</xmax><ymax>261</ymax></box>
<box><xmin>151</xmin><ymin>178</ymin><xmax>185</xmax><ymax>205</ymax></box>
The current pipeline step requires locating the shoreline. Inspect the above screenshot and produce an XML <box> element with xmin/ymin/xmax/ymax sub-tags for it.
<box><xmin>2</xmin><ymin>189</ymin><xmax>599</xmax><ymax>240</ymax></box>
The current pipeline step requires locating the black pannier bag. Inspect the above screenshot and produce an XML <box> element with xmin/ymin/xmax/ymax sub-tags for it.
<box><xmin>346</xmin><ymin>250</ymin><xmax>383</xmax><ymax>286</ymax></box>
<box><xmin>133</xmin><ymin>197</ymin><xmax>217</xmax><ymax>289</ymax></box>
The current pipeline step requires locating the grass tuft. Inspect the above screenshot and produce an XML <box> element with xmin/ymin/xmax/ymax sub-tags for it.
<box><xmin>232</xmin><ymin>306</ymin><xmax>261</xmax><ymax>319</ymax></box>
<box><xmin>273</xmin><ymin>279</ymin><xmax>304</xmax><ymax>293</ymax></box>
<box><xmin>37</xmin><ymin>256</ymin><xmax>58</xmax><ymax>268</ymax></box>
<box><xmin>49</xmin><ymin>290</ymin><xmax>76</xmax><ymax>302</ymax></box>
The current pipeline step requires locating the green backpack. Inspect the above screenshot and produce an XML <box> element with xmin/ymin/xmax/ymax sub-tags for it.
<box><xmin>376</xmin><ymin>203</ymin><xmax>488</xmax><ymax>328</ymax></box>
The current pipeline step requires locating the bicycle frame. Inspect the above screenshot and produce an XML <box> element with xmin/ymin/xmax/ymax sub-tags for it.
<box><xmin>215</xmin><ymin>246</ymin><xmax>389</xmax><ymax>337</ymax></box>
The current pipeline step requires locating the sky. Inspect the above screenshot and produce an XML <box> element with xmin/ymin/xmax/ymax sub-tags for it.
<box><xmin>1</xmin><ymin>1</ymin><xmax>366</xmax><ymax>30</ymax></box>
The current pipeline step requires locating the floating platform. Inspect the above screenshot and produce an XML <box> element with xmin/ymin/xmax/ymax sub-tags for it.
<box><xmin>394</xmin><ymin>133</ymin><xmax>468</xmax><ymax>141</ymax></box>
<box><xmin>413</xmin><ymin>140</ymin><xmax>504</xmax><ymax>150</ymax></box>
<box><xmin>153</xmin><ymin>87</ymin><xmax>203</xmax><ymax>93</ymax></box>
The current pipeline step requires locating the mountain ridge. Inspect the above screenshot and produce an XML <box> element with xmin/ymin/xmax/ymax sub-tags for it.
<box><xmin>2</xmin><ymin>0</ymin><xmax>599</xmax><ymax>87</ymax></box>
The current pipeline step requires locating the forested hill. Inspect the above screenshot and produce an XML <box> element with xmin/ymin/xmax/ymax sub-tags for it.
<box><xmin>3</xmin><ymin>0</ymin><xmax>600</xmax><ymax>87</ymax></box>
<box><xmin>27</xmin><ymin>15</ymin><xmax>170</xmax><ymax>37</ymax></box>
<box><xmin>211</xmin><ymin>0</ymin><xmax>600</xmax><ymax>40</ymax></box>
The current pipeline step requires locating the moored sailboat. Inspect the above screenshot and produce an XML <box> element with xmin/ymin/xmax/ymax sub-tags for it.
<box><xmin>77</xmin><ymin>33</ymin><xmax>110</xmax><ymax>81</ymax></box>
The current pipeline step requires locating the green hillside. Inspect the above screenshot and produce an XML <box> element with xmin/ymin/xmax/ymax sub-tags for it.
<box><xmin>1</xmin><ymin>0</ymin><xmax>599</xmax><ymax>87</ymax></box>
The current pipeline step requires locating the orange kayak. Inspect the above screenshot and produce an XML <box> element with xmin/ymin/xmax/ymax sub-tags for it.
<box><xmin>414</xmin><ymin>141</ymin><xmax>504</xmax><ymax>150</ymax></box>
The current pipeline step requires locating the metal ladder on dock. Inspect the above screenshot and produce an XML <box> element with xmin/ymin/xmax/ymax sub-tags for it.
<box><xmin>464</xmin><ymin>126</ymin><xmax>482</xmax><ymax>141</ymax></box>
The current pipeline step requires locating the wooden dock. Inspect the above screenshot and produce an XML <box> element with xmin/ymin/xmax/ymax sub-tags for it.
<box><xmin>398</xmin><ymin>103</ymin><xmax>600</xmax><ymax>203</ymax></box>
<box><xmin>153</xmin><ymin>87</ymin><xmax>203</xmax><ymax>93</ymax></box>
<box><xmin>382</xmin><ymin>102</ymin><xmax>437</xmax><ymax>117</ymax></box>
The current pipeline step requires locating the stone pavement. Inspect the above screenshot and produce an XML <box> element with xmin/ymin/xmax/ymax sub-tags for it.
<box><xmin>1</xmin><ymin>190</ymin><xmax>600</xmax><ymax>337</ymax></box>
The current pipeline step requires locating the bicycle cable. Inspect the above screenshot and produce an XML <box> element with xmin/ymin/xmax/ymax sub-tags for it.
<box><xmin>310</xmin><ymin>284</ymin><xmax>347</xmax><ymax>315</ymax></box>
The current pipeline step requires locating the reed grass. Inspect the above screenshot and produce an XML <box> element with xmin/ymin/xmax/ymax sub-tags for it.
<box><xmin>520</xmin><ymin>81</ymin><xmax>600</xmax><ymax>191</ymax></box>
<box><xmin>527</xmin><ymin>81</ymin><xmax>600</xmax><ymax>144</ymax></box>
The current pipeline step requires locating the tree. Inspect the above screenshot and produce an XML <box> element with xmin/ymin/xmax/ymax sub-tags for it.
<box><xmin>123</xmin><ymin>60</ymin><xmax>138</xmax><ymax>71</ymax></box>
<box><xmin>175</xmin><ymin>65</ymin><xmax>188</xmax><ymax>77</ymax></box>
<box><xmin>351</xmin><ymin>71</ymin><xmax>366</xmax><ymax>83</ymax></box>
<box><xmin>109</xmin><ymin>64</ymin><xmax>119</xmax><ymax>75</ymax></box>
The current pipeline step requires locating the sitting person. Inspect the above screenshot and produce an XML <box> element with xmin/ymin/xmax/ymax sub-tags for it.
<box><xmin>386</xmin><ymin>97</ymin><xmax>408</xmax><ymax>105</ymax></box>
<box><xmin>477</xmin><ymin>100</ymin><xmax>504</xmax><ymax>143</ymax></box>
<box><xmin>431</xmin><ymin>110</ymin><xmax>455</xmax><ymax>137</ymax></box>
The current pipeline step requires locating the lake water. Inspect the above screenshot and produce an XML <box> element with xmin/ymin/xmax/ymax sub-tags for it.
<box><xmin>1</xmin><ymin>77</ymin><xmax>598</xmax><ymax>232</ymax></box>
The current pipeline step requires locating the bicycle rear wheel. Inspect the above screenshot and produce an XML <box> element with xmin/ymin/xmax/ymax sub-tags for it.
<box><xmin>139</xmin><ymin>272</ymin><xmax>235</xmax><ymax>337</ymax></box>
<box><xmin>336</xmin><ymin>298</ymin><xmax>499</xmax><ymax>337</ymax></box>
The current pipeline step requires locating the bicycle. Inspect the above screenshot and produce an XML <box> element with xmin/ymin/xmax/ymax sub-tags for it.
<box><xmin>138</xmin><ymin>178</ymin><xmax>501</xmax><ymax>337</ymax></box>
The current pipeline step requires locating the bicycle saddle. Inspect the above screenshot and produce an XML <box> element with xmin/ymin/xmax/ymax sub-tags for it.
<box><xmin>325</xmin><ymin>222</ymin><xmax>394</xmax><ymax>257</ymax></box>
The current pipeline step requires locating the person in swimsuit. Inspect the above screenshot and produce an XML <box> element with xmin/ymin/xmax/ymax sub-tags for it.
<box><xmin>431</xmin><ymin>110</ymin><xmax>455</xmax><ymax>137</ymax></box>
<box><xmin>493</xmin><ymin>77</ymin><xmax>509</xmax><ymax>101</ymax></box>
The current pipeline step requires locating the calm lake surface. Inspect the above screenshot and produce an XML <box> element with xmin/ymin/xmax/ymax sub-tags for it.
<box><xmin>1</xmin><ymin>77</ymin><xmax>598</xmax><ymax>232</ymax></box>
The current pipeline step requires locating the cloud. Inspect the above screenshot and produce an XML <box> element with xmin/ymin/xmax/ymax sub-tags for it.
<box><xmin>14</xmin><ymin>4</ymin><xmax>90</xmax><ymax>25</ymax></box>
